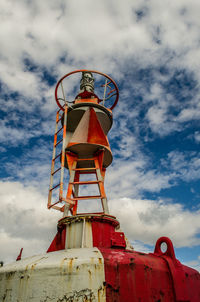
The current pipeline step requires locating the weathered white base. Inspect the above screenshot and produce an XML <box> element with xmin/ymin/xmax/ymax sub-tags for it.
<box><xmin>0</xmin><ymin>248</ymin><xmax>106</xmax><ymax>302</ymax></box>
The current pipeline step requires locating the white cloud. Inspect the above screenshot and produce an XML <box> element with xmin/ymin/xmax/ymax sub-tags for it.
<box><xmin>1</xmin><ymin>0</ymin><xmax>200</xmax><ymax>93</ymax></box>
<box><xmin>194</xmin><ymin>131</ymin><xmax>200</xmax><ymax>143</ymax></box>
<box><xmin>0</xmin><ymin>181</ymin><xmax>60</xmax><ymax>263</ymax></box>
<box><xmin>3</xmin><ymin>142</ymin><xmax>53</xmax><ymax>192</ymax></box>
<box><xmin>184</xmin><ymin>257</ymin><xmax>200</xmax><ymax>272</ymax></box>
<box><xmin>165</xmin><ymin>150</ymin><xmax>200</xmax><ymax>182</ymax></box>
<box><xmin>0</xmin><ymin>0</ymin><xmax>200</xmax><ymax>144</ymax></box>
<box><xmin>109</xmin><ymin>197</ymin><xmax>200</xmax><ymax>248</ymax></box>
<box><xmin>1</xmin><ymin>181</ymin><xmax>200</xmax><ymax>264</ymax></box>
<box><xmin>106</xmin><ymin>157</ymin><xmax>173</xmax><ymax>199</ymax></box>
<box><xmin>177</xmin><ymin>106</ymin><xmax>200</xmax><ymax>123</ymax></box>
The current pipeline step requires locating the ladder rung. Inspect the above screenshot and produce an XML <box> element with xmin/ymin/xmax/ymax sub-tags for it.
<box><xmin>52</xmin><ymin>167</ymin><xmax>61</xmax><ymax>175</ymax></box>
<box><xmin>76</xmin><ymin>158</ymin><xmax>95</xmax><ymax>161</ymax></box>
<box><xmin>60</xmin><ymin>198</ymin><xmax>76</xmax><ymax>205</ymax></box>
<box><xmin>78</xmin><ymin>171</ymin><xmax>96</xmax><ymax>175</ymax></box>
<box><xmin>71</xmin><ymin>195</ymin><xmax>102</xmax><ymax>200</ymax></box>
<box><xmin>78</xmin><ymin>211</ymin><xmax>104</xmax><ymax>215</ymax></box>
<box><xmin>48</xmin><ymin>200</ymin><xmax>61</xmax><ymax>208</ymax></box>
<box><xmin>72</xmin><ymin>167</ymin><xmax>97</xmax><ymax>171</ymax></box>
<box><xmin>53</xmin><ymin>152</ymin><xmax>62</xmax><ymax>161</ymax></box>
<box><xmin>56</xmin><ymin>127</ymin><xmax>63</xmax><ymax>135</ymax></box>
<box><xmin>70</xmin><ymin>181</ymin><xmax>100</xmax><ymax>185</ymax></box>
<box><xmin>50</xmin><ymin>183</ymin><xmax>60</xmax><ymax>191</ymax></box>
<box><xmin>55</xmin><ymin>139</ymin><xmax>63</xmax><ymax>147</ymax></box>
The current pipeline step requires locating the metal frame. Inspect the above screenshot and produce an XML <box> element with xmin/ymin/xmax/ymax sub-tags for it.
<box><xmin>62</xmin><ymin>150</ymin><xmax>109</xmax><ymax>216</ymax></box>
<box><xmin>47</xmin><ymin>105</ymin><xmax>68</xmax><ymax>211</ymax></box>
<box><xmin>55</xmin><ymin>69</ymin><xmax>119</xmax><ymax>111</ymax></box>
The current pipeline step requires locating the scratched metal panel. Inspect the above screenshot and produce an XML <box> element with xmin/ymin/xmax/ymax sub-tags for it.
<box><xmin>65</xmin><ymin>220</ymin><xmax>83</xmax><ymax>249</ymax></box>
<box><xmin>0</xmin><ymin>248</ymin><xmax>106</xmax><ymax>302</ymax></box>
<box><xmin>65</xmin><ymin>218</ymin><xmax>93</xmax><ymax>249</ymax></box>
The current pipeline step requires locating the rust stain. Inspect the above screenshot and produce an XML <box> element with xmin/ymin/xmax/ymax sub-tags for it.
<box><xmin>5</xmin><ymin>272</ymin><xmax>15</xmax><ymax>280</ymax></box>
<box><xmin>97</xmin><ymin>284</ymin><xmax>106</xmax><ymax>302</ymax></box>
<box><xmin>4</xmin><ymin>271</ymin><xmax>16</xmax><ymax>294</ymax></box>
<box><xmin>31</xmin><ymin>263</ymin><xmax>37</xmax><ymax>270</ymax></box>
<box><xmin>68</xmin><ymin>258</ymin><xmax>74</xmax><ymax>271</ymax></box>
<box><xmin>18</xmin><ymin>272</ymin><xmax>30</xmax><ymax>301</ymax></box>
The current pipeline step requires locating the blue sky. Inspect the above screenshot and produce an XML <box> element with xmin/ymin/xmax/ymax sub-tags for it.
<box><xmin>0</xmin><ymin>0</ymin><xmax>200</xmax><ymax>271</ymax></box>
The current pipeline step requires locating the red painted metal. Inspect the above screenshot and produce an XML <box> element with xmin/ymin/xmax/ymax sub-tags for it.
<box><xmin>91</xmin><ymin>216</ymin><xmax>120</xmax><ymax>248</ymax></box>
<box><xmin>100</xmin><ymin>240</ymin><xmax>200</xmax><ymax>302</ymax></box>
<box><xmin>101</xmin><ymin>247</ymin><xmax>175</xmax><ymax>301</ymax></box>
<box><xmin>111</xmin><ymin>232</ymin><xmax>126</xmax><ymax>248</ymax></box>
<box><xmin>67</xmin><ymin>108</ymin><xmax>109</xmax><ymax>147</ymax></box>
<box><xmin>153</xmin><ymin>237</ymin><xmax>190</xmax><ymax>302</ymax></box>
<box><xmin>47</xmin><ymin>226</ymin><xmax>66</xmax><ymax>252</ymax></box>
<box><xmin>94</xmin><ymin>234</ymin><xmax>200</xmax><ymax>302</ymax></box>
<box><xmin>16</xmin><ymin>248</ymin><xmax>23</xmax><ymax>261</ymax></box>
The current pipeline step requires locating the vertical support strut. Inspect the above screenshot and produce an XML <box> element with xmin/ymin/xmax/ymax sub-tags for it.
<box><xmin>48</xmin><ymin>105</ymin><xmax>69</xmax><ymax>211</ymax></box>
<box><xmin>48</xmin><ymin>109</ymin><xmax>61</xmax><ymax>209</ymax></box>
<box><xmin>59</xmin><ymin>105</ymin><xmax>68</xmax><ymax>201</ymax></box>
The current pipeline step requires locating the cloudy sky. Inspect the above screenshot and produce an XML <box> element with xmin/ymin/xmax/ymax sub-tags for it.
<box><xmin>0</xmin><ymin>0</ymin><xmax>200</xmax><ymax>271</ymax></box>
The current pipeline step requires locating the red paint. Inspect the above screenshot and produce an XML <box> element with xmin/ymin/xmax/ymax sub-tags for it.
<box><xmin>67</xmin><ymin>108</ymin><xmax>109</xmax><ymax>147</ymax></box>
<box><xmin>75</xmin><ymin>90</ymin><xmax>100</xmax><ymax>102</ymax></box>
<box><xmin>111</xmin><ymin>232</ymin><xmax>126</xmax><ymax>248</ymax></box>
<box><xmin>47</xmin><ymin>226</ymin><xmax>66</xmax><ymax>252</ymax></box>
<box><xmin>91</xmin><ymin>216</ymin><xmax>120</xmax><ymax>248</ymax></box>
<box><xmin>153</xmin><ymin>237</ymin><xmax>189</xmax><ymax>301</ymax></box>
<box><xmin>99</xmin><ymin>237</ymin><xmax>200</xmax><ymax>302</ymax></box>
<box><xmin>16</xmin><ymin>248</ymin><xmax>23</xmax><ymax>261</ymax></box>
<box><xmin>88</xmin><ymin>108</ymin><xmax>109</xmax><ymax>146</ymax></box>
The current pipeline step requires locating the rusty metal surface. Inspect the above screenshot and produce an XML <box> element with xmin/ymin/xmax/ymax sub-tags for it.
<box><xmin>47</xmin><ymin>214</ymin><xmax>120</xmax><ymax>252</ymax></box>
<box><xmin>100</xmin><ymin>247</ymin><xmax>200</xmax><ymax>302</ymax></box>
<box><xmin>0</xmin><ymin>248</ymin><xmax>106</xmax><ymax>302</ymax></box>
<box><xmin>1</xmin><ymin>244</ymin><xmax>200</xmax><ymax>301</ymax></box>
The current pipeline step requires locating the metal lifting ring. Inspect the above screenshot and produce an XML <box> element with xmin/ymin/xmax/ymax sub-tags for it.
<box><xmin>55</xmin><ymin>69</ymin><xmax>119</xmax><ymax>111</ymax></box>
<box><xmin>154</xmin><ymin>236</ymin><xmax>176</xmax><ymax>260</ymax></box>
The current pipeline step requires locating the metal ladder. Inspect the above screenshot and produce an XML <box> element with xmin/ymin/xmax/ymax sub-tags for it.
<box><xmin>63</xmin><ymin>151</ymin><xmax>109</xmax><ymax>216</ymax></box>
<box><xmin>47</xmin><ymin>105</ymin><xmax>68</xmax><ymax>211</ymax></box>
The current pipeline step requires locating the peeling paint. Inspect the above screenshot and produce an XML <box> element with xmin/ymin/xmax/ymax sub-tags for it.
<box><xmin>0</xmin><ymin>248</ymin><xmax>106</xmax><ymax>302</ymax></box>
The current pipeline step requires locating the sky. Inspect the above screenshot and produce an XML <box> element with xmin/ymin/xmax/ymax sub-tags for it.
<box><xmin>0</xmin><ymin>0</ymin><xmax>200</xmax><ymax>271</ymax></box>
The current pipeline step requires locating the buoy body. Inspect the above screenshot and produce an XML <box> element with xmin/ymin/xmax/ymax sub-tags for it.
<box><xmin>1</xmin><ymin>215</ymin><xmax>200</xmax><ymax>302</ymax></box>
<box><xmin>1</xmin><ymin>70</ymin><xmax>200</xmax><ymax>302</ymax></box>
